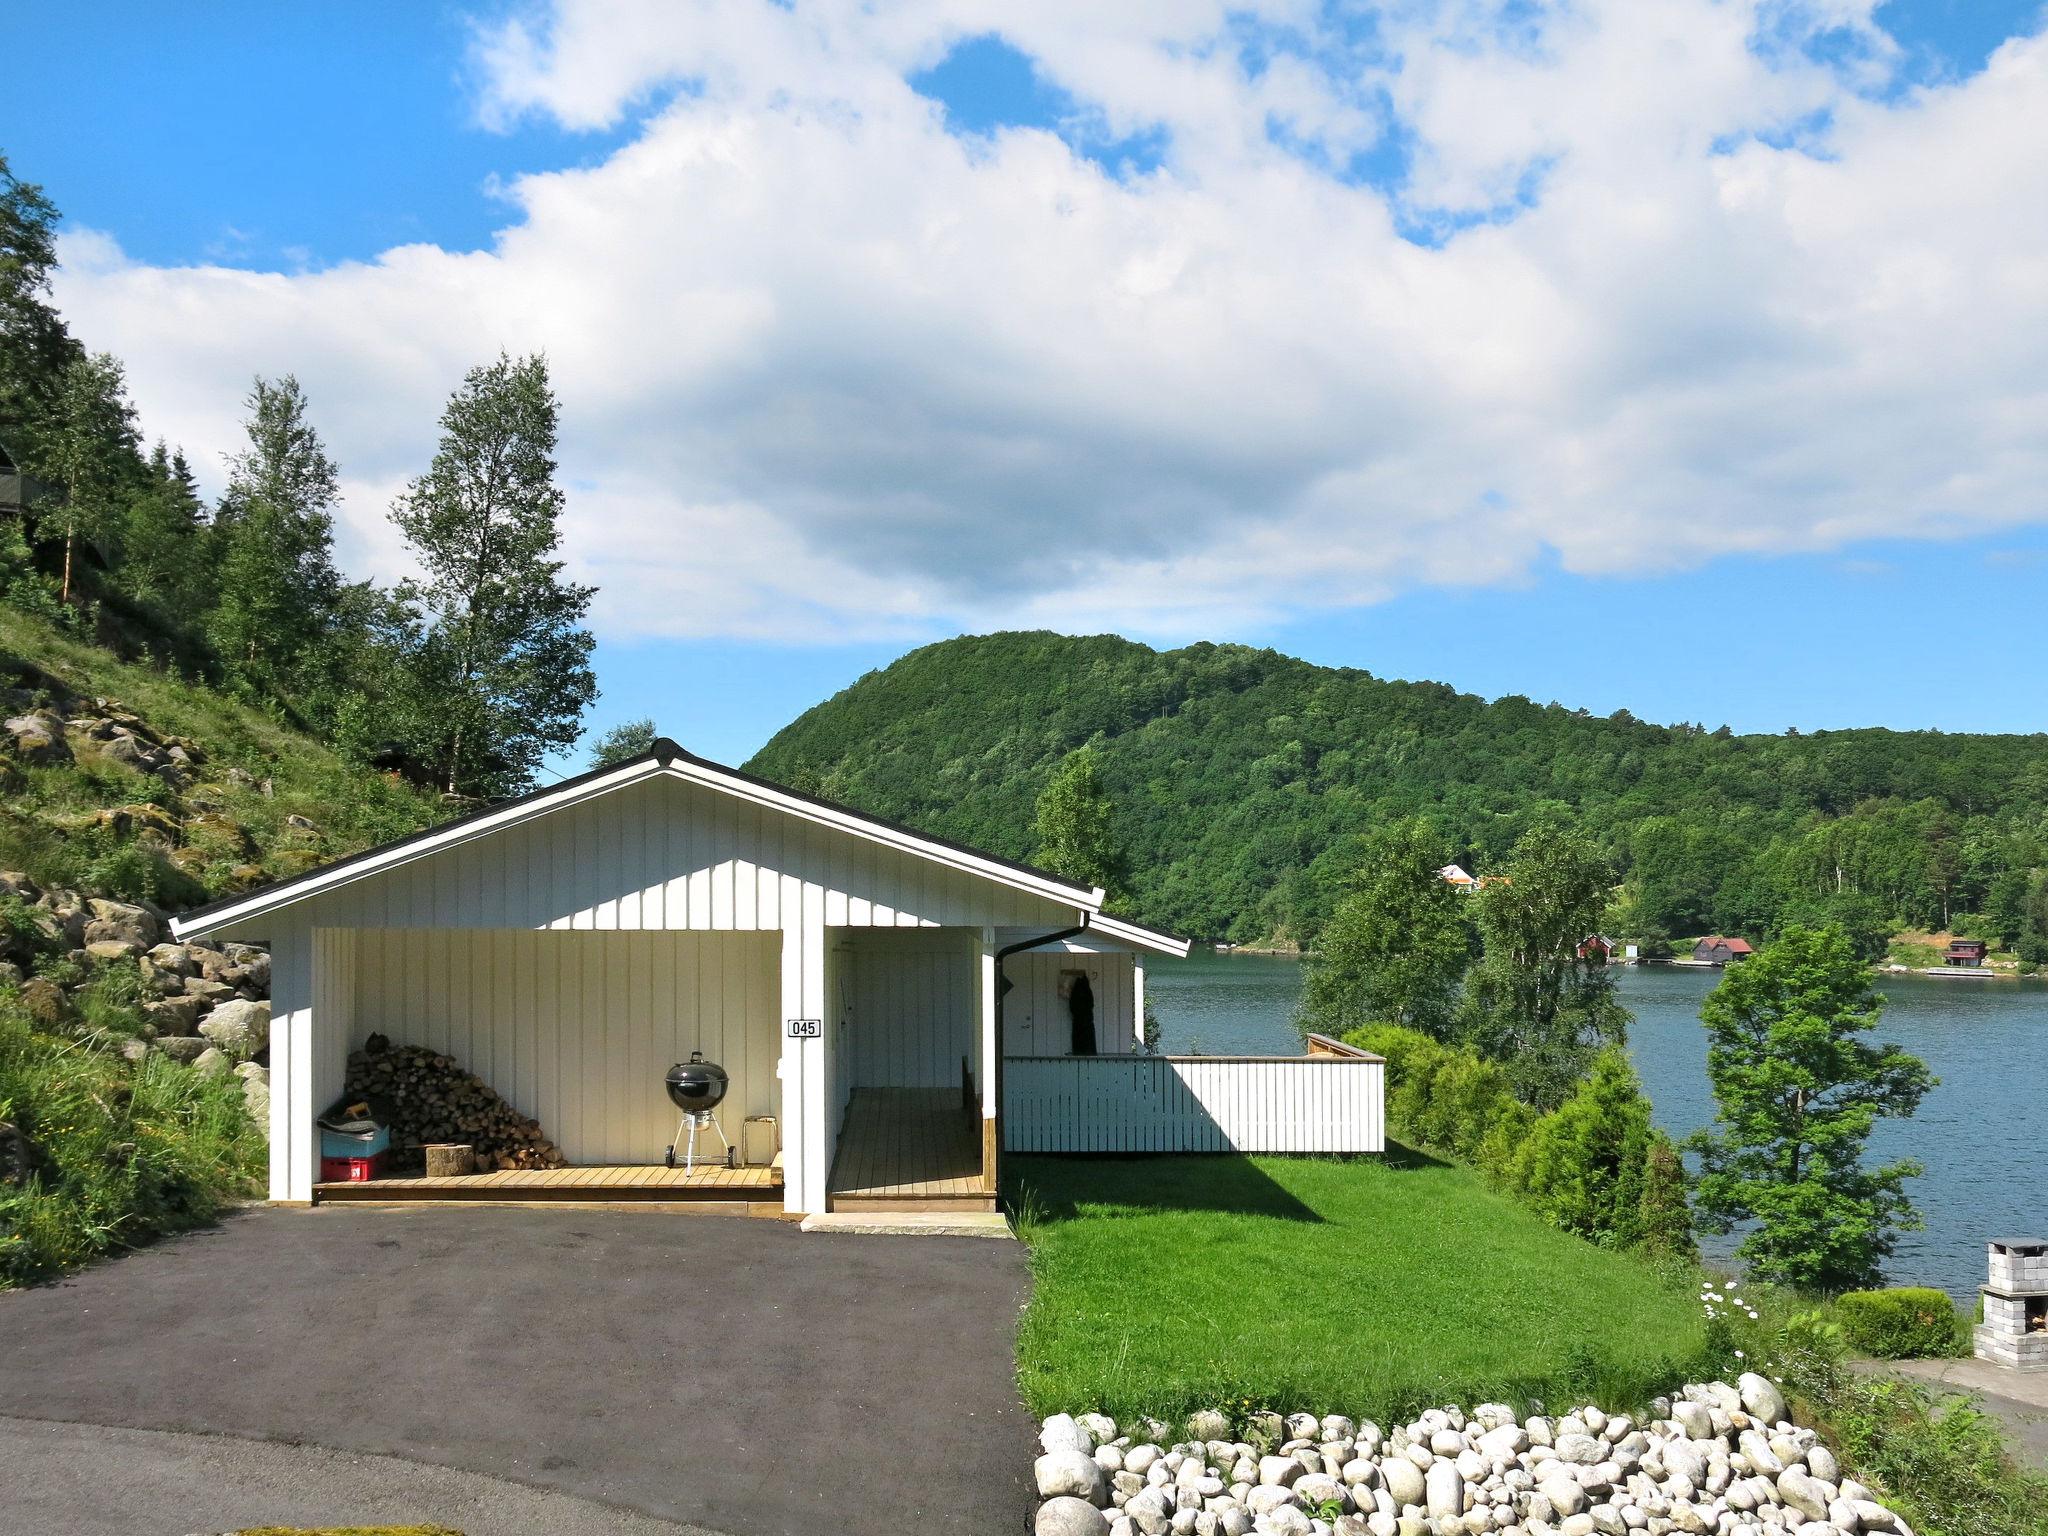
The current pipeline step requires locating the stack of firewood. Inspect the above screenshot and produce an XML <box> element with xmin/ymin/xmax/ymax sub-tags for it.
<box><xmin>343</xmin><ymin>1034</ymin><xmax>565</xmax><ymax>1171</ymax></box>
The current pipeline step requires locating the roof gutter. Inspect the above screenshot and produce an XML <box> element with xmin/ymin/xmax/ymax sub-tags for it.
<box><xmin>991</xmin><ymin>917</ymin><xmax>1090</xmax><ymax>1197</ymax></box>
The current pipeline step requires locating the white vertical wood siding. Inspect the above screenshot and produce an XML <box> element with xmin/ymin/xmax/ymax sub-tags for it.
<box><xmin>250</xmin><ymin>777</ymin><xmax>1080</xmax><ymax>936</ymax></box>
<box><xmin>347</xmin><ymin>929</ymin><xmax>779</xmax><ymax>1166</ymax></box>
<box><xmin>846</xmin><ymin>929</ymin><xmax>976</xmax><ymax>1088</ymax></box>
<box><xmin>1002</xmin><ymin>951</ymin><xmax>1137</xmax><ymax>1056</ymax></box>
<box><xmin>1003</xmin><ymin>1056</ymin><xmax>1385</xmax><ymax>1154</ymax></box>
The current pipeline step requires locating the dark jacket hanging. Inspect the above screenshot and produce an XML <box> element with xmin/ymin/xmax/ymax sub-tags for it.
<box><xmin>1068</xmin><ymin>974</ymin><xmax>1097</xmax><ymax>1055</ymax></box>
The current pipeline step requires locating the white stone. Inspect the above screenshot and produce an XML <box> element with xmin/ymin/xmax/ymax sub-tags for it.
<box><xmin>1039</xmin><ymin>1450</ymin><xmax>1111</xmax><ymax>1505</ymax></box>
<box><xmin>1381</xmin><ymin>1460</ymin><xmax>1426</xmax><ymax>1510</ymax></box>
<box><xmin>1425</xmin><ymin>1462</ymin><xmax>1465</xmax><ymax>1520</ymax></box>
<box><xmin>1040</xmin><ymin>1496</ymin><xmax>1115</xmax><ymax>1536</ymax></box>
<box><xmin>1738</xmin><ymin>1375</ymin><xmax>1788</xmax><ymax>1428</ymax></box>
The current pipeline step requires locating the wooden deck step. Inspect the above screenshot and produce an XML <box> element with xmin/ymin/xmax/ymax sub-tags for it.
<box><xmin>313</xmin><ymin>1163</ymin><xmax>783</xmax><ymax>1206</ymax></box>
<box><xmin>800</xmin><ymin>1211</ymin><xmax>1012</xmax><ymax>1239</ymax></box>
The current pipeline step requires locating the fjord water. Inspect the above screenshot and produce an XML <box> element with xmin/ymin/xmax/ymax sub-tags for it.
<box><xmin>1145</xmin><ymin>950</ymin><xmax>2048</xmax><ymax>1298</ymax></box>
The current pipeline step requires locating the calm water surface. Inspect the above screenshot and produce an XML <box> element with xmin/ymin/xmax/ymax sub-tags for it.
<box><xmin>1146</xmin><ymin>950</ymin><xmax>2048</xmax><ymax>1298</ymax></box>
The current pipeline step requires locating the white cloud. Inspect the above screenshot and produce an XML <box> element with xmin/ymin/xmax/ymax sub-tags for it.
<box><xmin>48</xmin><ymin>0</ymin><xmax>2048</xmax><ymax>643</ymax></box>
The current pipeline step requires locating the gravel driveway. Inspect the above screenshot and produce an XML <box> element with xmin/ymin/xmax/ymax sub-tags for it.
<box><xmin>0</xmin><ymin>1206</ymin><xmax>1035</xmax><ymax>1536</ymax></box>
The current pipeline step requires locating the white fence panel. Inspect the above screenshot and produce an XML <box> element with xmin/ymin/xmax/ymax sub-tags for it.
<box><xmin>1002</xmin><ymin>1056</ymin><xmax>1384</xmax><ymax>1154</ymax></box>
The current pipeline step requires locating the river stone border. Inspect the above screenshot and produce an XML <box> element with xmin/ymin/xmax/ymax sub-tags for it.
<box><xmin>1032</xmin><ymin>1374</ymin><xmax>1916</xmax><ymax>1536</ymax></box>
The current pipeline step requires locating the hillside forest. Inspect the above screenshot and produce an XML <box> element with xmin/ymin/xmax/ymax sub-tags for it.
<box><xmin>748</xmin><ymin>632</ymin><xmax>2048</xmax><ymax>959</ymax></box>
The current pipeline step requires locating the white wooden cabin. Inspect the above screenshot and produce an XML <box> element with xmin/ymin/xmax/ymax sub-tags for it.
<box><xmin>172</xmin><ymin>739</ymin><xmax>1382</xmax><ymax>1214</ymax></box>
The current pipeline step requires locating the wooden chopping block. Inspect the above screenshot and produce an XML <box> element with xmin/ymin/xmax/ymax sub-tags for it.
<box><xmin>424</xmin><ymin>1143</ymin><xmax>475</xmax><ymax>1177</ymax></box>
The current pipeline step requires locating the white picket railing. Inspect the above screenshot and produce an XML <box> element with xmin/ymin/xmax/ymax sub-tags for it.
<box><xmin>1002</xmin><ymin>1054</ymin><xmax>1384</xmax><ymax>1154</ymax></box>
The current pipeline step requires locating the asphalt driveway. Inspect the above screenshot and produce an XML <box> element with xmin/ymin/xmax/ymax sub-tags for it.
<box><xmin>0</xmin><ymin>1206</ymin><xmax>1036</xmax><ymax>1536</ymax></box>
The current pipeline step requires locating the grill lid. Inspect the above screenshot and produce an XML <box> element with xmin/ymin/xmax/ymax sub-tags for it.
<box><xmin>665</xmin><ymin>1049</ymin><xmax>730</xmax><ymax>1111</ymax></box>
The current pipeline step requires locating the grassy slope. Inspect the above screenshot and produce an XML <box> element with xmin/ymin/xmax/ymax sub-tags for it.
<box><xmin>0</xmin><ymin>605</ymin><xmax>441</xmax><ymax>905</ymax></box>
<box><xmin>1</xmin><ymin>606</ymin><xmax>445</xmax><ymax>1285</ymax></box>
<box><xmin>1010</xmin><ymin>1151</ymin><xmax>1707</xmax><ymax>1423</ymax></box>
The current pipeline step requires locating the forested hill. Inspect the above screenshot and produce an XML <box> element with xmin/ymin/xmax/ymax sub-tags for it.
<box><xmin>745</xmin><ymin>632</ymin><xmax>2048</xmax><ymax>947</ymax></box>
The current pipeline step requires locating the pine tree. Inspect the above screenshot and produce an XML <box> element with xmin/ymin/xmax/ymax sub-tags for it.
<box><xmin>1032</xmin><ymin>745</ymin><xmax>1125</xmax><ymax>899</ymax></box>
<box><xmin>390</xmin><ymin>353</ymin><xmax>596</xmax><ymax>797</ymax></box>
<box><xmin>119</xmin><ymin>440</ymin><xmax>209</xmax><ymax>610</ymax></box>
<box><xmin>589</xmin><ymin>718</ymin><xmax>658</xmax><ymax>769</ymax></box>
<box><xmin>210</xmin><ymin>375</ymin><xmax>342</xmax><ymax>689</ymax></box>
<box><xmin>0</xmin><ymin>152</ymin><xmax>82</xmax><ymax>456</ymax></box>
<box><xmin>1692</xmin><ymin>924</ymin><xmax>1933</xmax><ymax>1291</ymax></box>
<box><xmin>36</xmin><ymin>352</ymin><xmax>137</xmax><ymax>603</ymax></box>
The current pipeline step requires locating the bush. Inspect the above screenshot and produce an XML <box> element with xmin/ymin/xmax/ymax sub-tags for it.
<box><xmin>1838</xmin><ymin>1287</ymin><xmax>1967</xmax><ymax>1360</ymax></box>
<box><xmin>1351</xmin><ymin>1026</ymin><xmax>1693</xmax><ymax>1257</ymax></box>
<box><xmin>0</xmin><ymin>1003</ymin><xmax>263</xmax><ymax>1285</ymax></box>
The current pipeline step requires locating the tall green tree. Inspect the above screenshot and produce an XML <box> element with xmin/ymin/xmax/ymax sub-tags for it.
<box><xmin>1459</xmin><ymin>821</ymin><xmax>1630</xmax><ymax>1108</ymax></box>
<box><xmin>390</xmin><ymin>353</ymin><xmax>596</xmax><ymax>797</ymax></box>
<box><xmin>118</xmin><ymin>441</ymin><xmax>209</xmax><ymax>611</ymax></box>
<box><xmin>1298</xmin><ymin>819</ymin><xmax>1470</xmax><ymax>1039</ymax></box>
<box><xmin>36</xmin><ymin>352</ymin><xmax>137</xmax><ymax>603</ymax></box>
<box><xmin>588</xmin><ymin>717</ymin><xmax>658</xmax><ymax>770</ymax></box>
<box><xmin>1033</xmin><ymin>745</ymin><xmax>1124</xmax><ymax>899</ymax></box>
<box><xmin>1692</xmin><ymin>924</ymin><xmax>1934</xmax><ymax>1291</ymax></box>
<box><xmin>210</xmin><ymin>375</ymin><xmax>342</xmax><ymax>687</ymax></box>
<box><xmin>0</xmin><ymin>151</ymin><xmax>82</xmax><ymax>455</ymax></box>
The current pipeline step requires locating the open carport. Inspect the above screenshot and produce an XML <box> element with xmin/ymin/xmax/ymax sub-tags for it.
<box><xmin>0</xmin><ymin>1207</ymin><xmax>1035</xmax><ymax>1536</ymax></box>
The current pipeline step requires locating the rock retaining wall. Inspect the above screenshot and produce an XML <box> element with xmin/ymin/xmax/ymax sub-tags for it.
<box><xmin>1033</xmin><ymin>1375</ymin><xmax>1914</xmax><ymax>1536</ymax></box>
<box><xmin>1</xmin><ymin>872</ymin><xmax>271</xmax><ymax>1125</ymax></box>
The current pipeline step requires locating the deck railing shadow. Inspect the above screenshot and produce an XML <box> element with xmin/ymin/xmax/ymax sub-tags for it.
<box><xmin>1004</xmin><ymin>1150</ymin><xmax>1326</xmax><ymax>1224</ymax></box>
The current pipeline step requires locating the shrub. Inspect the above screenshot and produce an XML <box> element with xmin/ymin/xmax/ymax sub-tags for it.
<box><xmin>1838</xmin><ymin>1287</ymin><xmax>1967</xmax><ymax>1360</ymax></box>
<box><xmin>1353</xmin><ymin>1025</ymin><xmax>1692</xmax><ymax>1258</ymax></box>
<box><xmin>0</xmin><ymin>1002</ymin><xmax>263</xmax><ymax>1285</ymax></box>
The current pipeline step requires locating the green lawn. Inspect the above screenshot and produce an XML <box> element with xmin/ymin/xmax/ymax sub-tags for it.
<box><xmin>1009</xmin><ymin>1149</ymin><xmax>1711</xmax><ymax>1425</ymax></box>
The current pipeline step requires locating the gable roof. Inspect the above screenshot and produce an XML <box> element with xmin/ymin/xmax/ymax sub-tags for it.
<box><xmin>171</xmin><ymin>737</ymin><xmax>1189</xmax><ymax>956</ymax></box>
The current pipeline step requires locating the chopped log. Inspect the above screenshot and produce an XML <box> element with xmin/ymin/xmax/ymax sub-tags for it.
<box><xmin>424</xmin><ymin>1143</ymin><xmax>474</xmax><ymax>1177</ymax></box>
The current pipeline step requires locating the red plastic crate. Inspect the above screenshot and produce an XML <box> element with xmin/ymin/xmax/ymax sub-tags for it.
<box><xmin>320</xmin><ymin>1152</ymin><xmax>387</xmax><ymax>1183</ymax></box>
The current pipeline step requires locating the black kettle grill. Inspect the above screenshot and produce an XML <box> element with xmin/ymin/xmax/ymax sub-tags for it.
<box><xmin>663</xmin><ymin>1051</ymin><xmax>734</xmax><ymax>1171</ymax></box>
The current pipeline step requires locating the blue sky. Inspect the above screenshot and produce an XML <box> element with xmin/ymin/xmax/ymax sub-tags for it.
<box><xmin>9</xmin><ymin>2</ymin><xmax>2046</xmax><ymax>770</ymax></box>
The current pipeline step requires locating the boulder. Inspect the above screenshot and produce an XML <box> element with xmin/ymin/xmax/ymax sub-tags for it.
<box><xmin>86</xmin><ymin>939</ymin><xmax>143</xmax><ymax>963</ymax></box>
<box><xmin>1423</xmin><ymin>1461</ymin><xmax>1463</xmax><ymax>1520</ymax></box>
<box><xmin>190</xmin><ymin>1046</ymin><xmax>232</xmax><ymax>1078</ymax></box>
<box><xmin>1044</xmin><ymin>1414</ymin><xmax>1097</xmax><ymax>1457</ymax></box>
<box><xmin>1380</xmin><ymin>1460</ymin><xmax>1425</xmax><ymax>1510</ymax></box>
<box><xmin>1038</xmin><ymin>1497</ymin><xmax>1114</xmax><ymax>1536</ymax></box>
<box><xmin>1125</xmin><ymin>1489</ymin><xmax>1173</xmax><ymax>1535</ymax></box>
<box><xmin>242</xmin><ymin>1072</ymin><xmax>271</xmax><ymax>1126</ymax></box>
<box><xmin>1187</xmin><ymin>1411</ymin><xmax>1232</xmax><ymax>1442</ymax></box>
<box><xmin>0</xmin><ymin>871</ymin><xmax>42</xmax><ymax>901</ymax></box>
<box><xmin>198</xmin><ymin>999</ymin><xmax>270</xmax><ymax>1058</ymax></box>
<box><xmin>19</xmin><ymin>975</ymin><xmax>69</xmax><ymax>1026</ymax></box>
<box><xmin>1777</xmin><ymin>1469</ymin><xmax>1829</xmax><ymax>1523</ymax></box>
<box><xmin>85</xmin><ymin>899</ymin><xmax>159</xmax><ymax>947</ymax></box>
<box><xmin>1671</xmin><ymin>1401</ymin><xmax>1715</xmax><ymax>1440</ymax></box>
<box><xmin>1806</xmin><ymin>1444</ymin><xmax>1838</xmax><ymax>1483</ymax></box>
<box><xmin>143</xmin><ymin>995</ymin><xmax>205</xmax><ymax>1035</ymax></box>
<box><xmin>6</xmin><ymin>715</ymin><xmax>70</xmax><ymax>765</ymax></box>
<box><xmin>144</xmin><ymin>943</ymin><xmax>198</xmax><ymax>978</ymax></box>
<box><xmin>154</xmin><ymin>1035</ymin><xmax>211</xmax><ymax>1063</ymax></box>
<box><xmin>1039</xmin><ymin>1450</ymin><xmax>1111</xmax><ymax>1506</ymax></box>
<box><xmin>1259</xmin><ymin>1457</ymin><xmax>1304</xmax><ymax>1488</ymax></box>
<box><xmin>1739</xmin><ymin>1374</ymin><xmax>1788</xmax><ymax>1428</ymax></box>
<box><xmin>183</xmin><ymin>977</ymin><xmax>237</xmax><ymax>1005</ymax></box>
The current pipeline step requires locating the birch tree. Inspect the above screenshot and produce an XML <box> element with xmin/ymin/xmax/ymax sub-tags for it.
<box><xmin>391</xmin><ymin>353</ymin><xmax>595</xmax><ymax>797</ymax></box>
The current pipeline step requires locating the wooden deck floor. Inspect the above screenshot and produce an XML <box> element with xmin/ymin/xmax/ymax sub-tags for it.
<box><xmin>828</xmin><ymin>1088</ymin><xmax>991</xmax><ymax>1212</ymax></box>
<box><xmin>313</xmin><ymin>1161</ymin><xmax>783</xmax><ymax>1207</ymax></box>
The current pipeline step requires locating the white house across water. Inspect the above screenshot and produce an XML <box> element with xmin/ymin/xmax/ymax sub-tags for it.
<box><xmin>172</xmin><ymin>739</ymin><xmax>1384</xmax><ymax>1215</ymax></box>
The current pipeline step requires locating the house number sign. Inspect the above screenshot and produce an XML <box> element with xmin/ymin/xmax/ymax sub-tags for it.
<box><xmin>786</xmin><ymin>1018</ymin><xmax>822</xmax><ymax>1039</ymax></box>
